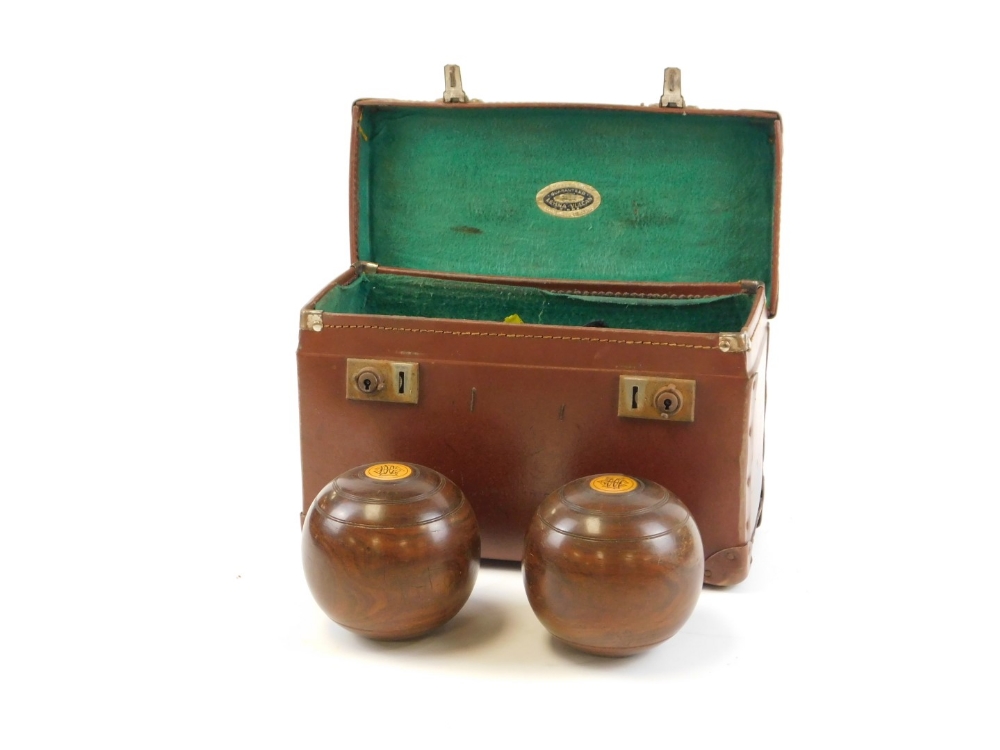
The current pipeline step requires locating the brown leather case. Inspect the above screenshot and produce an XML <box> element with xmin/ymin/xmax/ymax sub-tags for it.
<box><xmin>297</xmin><ymin>88</ymin><xmax>782</xmax><ymax>586</ymax></box>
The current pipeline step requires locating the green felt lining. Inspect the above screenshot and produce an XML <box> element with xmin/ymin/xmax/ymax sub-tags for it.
<box><xmin>317</xmin><ymin>273</ymin><xmax>753</xmax><ymax>334</ymax></box>
<box><xmin>356</xmin><ymin>105</ymin><xmax>776</xmax><ymax>306</ymax></box>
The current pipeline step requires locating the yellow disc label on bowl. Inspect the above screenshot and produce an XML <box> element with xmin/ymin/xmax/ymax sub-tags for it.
<box><xmin>364</xmin><ymin>463</ymin><xmax>413</xmax><ymax>481</ymax></box>
<box><xmin>589</xmin><ymin>475</ymin><xmax>638</xmax><ymax>494</ymax></box>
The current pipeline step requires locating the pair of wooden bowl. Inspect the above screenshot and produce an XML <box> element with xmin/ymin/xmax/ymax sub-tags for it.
<box><xmin>302</xmin><ymin>462</ymin><xmax>703</xmax><ymax>656</ymax></box>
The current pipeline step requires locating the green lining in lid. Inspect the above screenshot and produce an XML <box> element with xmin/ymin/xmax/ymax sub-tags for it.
<box><xmin>355</xmin><ymin>104</ymin><xmax>778</xmax><ymax>310</ymax></box>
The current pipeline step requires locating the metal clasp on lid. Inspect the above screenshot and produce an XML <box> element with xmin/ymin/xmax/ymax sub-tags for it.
<box><xmin>660</xmin><ymin>67</ymin><xmax>685</xmax><ymax>108</ymax></box>
<box><xmin>443</xmin><ymin>64</ymin><xmax>468</xmax><ymax>103</ymax></box>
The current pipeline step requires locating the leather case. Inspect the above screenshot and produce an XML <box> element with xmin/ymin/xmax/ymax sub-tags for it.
<box><xmin>297</xmin><ymin>68</ymin><xmax>782</xmax><ymax>585</ymax></box>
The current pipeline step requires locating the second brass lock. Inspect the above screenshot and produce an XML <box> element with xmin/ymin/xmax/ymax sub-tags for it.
<box><xmin>618</xmin><ymin>376</ymin><xmax>696</xmax><ymax>422</ymax></box>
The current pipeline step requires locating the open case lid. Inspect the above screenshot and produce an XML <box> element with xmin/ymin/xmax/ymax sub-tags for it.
<box><xmin>350</xmin><ymin>67</ymin><xmax>782</xmax><ymax>315</ymax></box>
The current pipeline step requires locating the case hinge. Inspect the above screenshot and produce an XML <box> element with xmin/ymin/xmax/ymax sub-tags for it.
<box><xmin>443</xmin><ymin>64</ymin><xmax>469</xmax><ymax>103</ymax></box>
<box><xmin>659</xmin><ymin>67</ymin><xmax>685</xmax><ymax>108</ymax></box>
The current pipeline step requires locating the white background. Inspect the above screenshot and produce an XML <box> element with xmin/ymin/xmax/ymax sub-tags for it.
<box><xmin>2</xmin><ymin>2</ymin><xmax>997</xmax><ymax>747</ymax></box>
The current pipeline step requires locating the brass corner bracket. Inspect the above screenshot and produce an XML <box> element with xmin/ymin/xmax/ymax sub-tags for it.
<box><xmin>301</xmin><ymin>310</ymin><xmax>324</xmax><ymax>332</ymax></box>
<box><xmin>718</xmin><ymin>332</ymin><xmax>751</xmax><ymax>354</ymax></box>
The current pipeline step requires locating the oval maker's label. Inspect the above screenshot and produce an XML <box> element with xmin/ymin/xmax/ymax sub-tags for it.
<box><xmin>589</xmin><ymin>475</ymin><xmax>639</xmax><ymax>494</ymax></box>
<box><xmin>364</xmin><ymin>463</ymin><xmax>413</xmax><ymax>481</ymax></box>
<box><xmin>536</xmin><ymin>181</ymin><xmax>601</xmax><ymax>218</ymax></box>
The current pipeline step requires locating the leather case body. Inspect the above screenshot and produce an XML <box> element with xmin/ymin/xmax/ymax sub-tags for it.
<box><xmin>298</xmin><ymin>97</ymin><xmax>782</xmax><ymax>586</ymax></box>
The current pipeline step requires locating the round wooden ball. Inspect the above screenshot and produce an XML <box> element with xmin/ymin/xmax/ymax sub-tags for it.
<box><xmin>523</xmin><ymin>473</ymin><xmax>703</xmax><ymax>656</ymax></box>
<box><xmin>302</xmin><ymin>462</ymin><xmax>480</xmax><ymax>640</ymax></box>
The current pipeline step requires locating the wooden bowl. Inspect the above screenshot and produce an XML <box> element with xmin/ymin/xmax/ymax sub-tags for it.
<box><xmin>302</xmin><ymin>462</ymin><xmax>480</xmax><ymax>640</ymax></box>
<box><xmin>523</xmin><ymin>473</ymin><xmax>703</xmax><ymax>656</ymax></box>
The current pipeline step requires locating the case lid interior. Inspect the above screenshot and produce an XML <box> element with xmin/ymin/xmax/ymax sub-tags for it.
<box><xmin>352</xmin><ymin>102</ymin><xmax>781</xmax><ymax>313</ymax></box>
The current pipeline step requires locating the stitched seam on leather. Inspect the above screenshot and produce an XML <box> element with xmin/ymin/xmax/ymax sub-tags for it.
<box><xmin>322</xmin><ymin>323</ymin><xmax>715</xmax><ymax>350</ymax></box>
<box><xmin>559</xmin><ymin>290</ymin><xmax>723</xmax><ymax>299</ymax></box>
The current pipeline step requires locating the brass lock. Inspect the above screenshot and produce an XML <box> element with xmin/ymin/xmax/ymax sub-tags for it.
<box><xmin>346</xmin><ymin>359</ymin><xmax>419</xmax><ymax>404</ymax></box>
<box><xmin>618</xmin><ymin>376</ymin><xmax>695</xmax><ymax>422</ymax></box>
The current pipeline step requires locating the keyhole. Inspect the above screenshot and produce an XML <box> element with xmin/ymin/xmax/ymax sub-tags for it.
<box><xmin>398</xmin><ymin>372</ymin><xmax>405</xmax><ymax>394</ymax></box>
<box><xmin>631</xmin><ymin>386</ymin><xmax>639</xmax><ymax>410</ymax></box>
<box><xmin>654</xmin><ymin>386</ymin><xmax>682</xmax><ymax>416</ymax></box>
<box><xmin>355</xmin><ymin>368</ymin><xmax>382</xmax><ymax>394</ymax></box>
